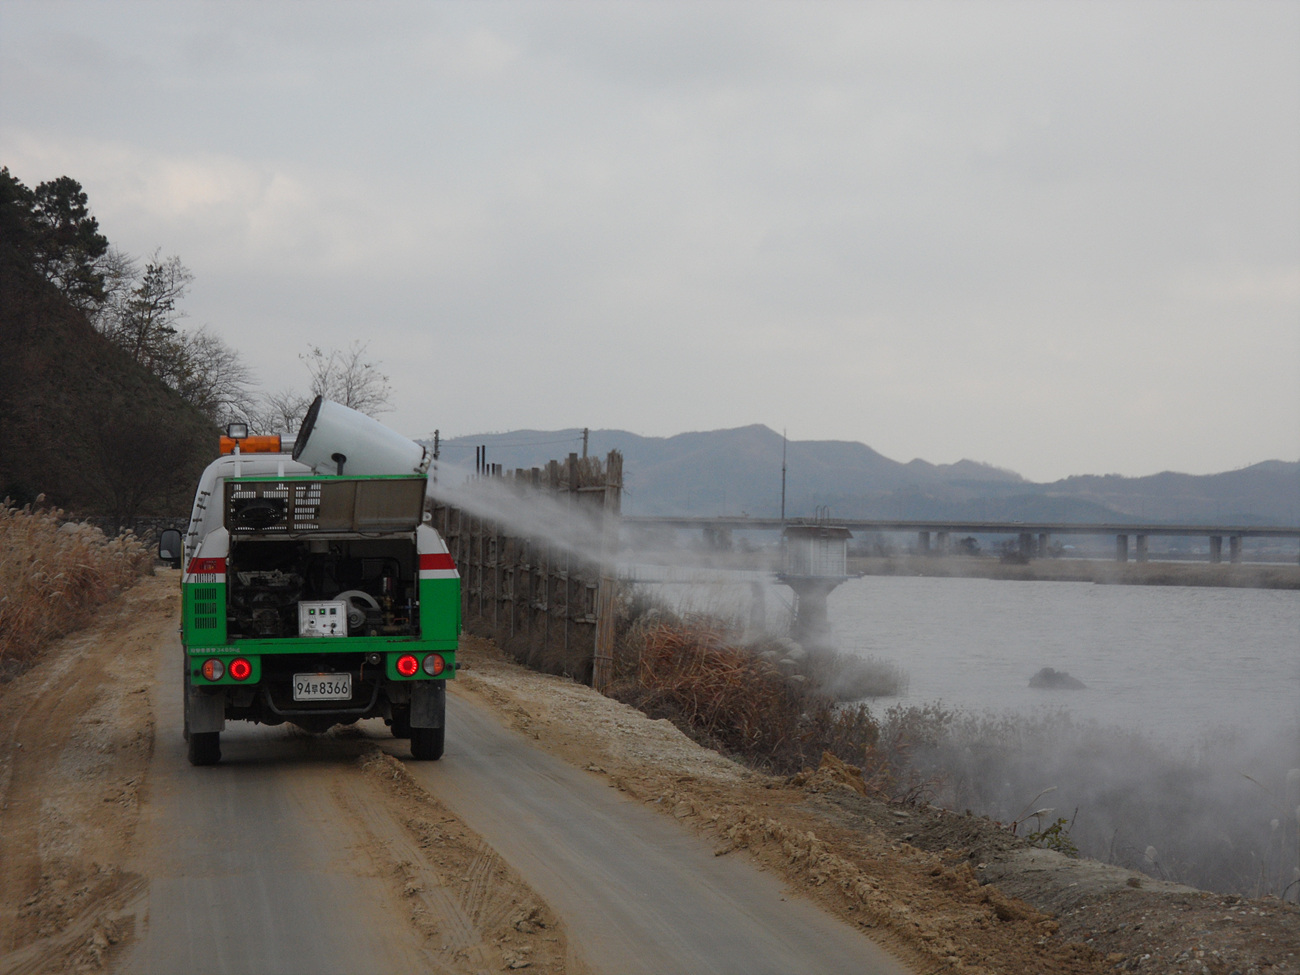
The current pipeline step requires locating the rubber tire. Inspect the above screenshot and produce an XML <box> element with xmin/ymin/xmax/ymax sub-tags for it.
<box><xmin>188</xmin><ymin>731</ymin><xmax>221</xmax><ymax>766</ymax></box>
<box><xmin>391</xmin><ymin>707</ymin><xmax>412</xmax><ymax>739</ymax></box>
<box><xmin>410</xmin><ymin>725</ymin><xmax>444</xmax><ymax>761</ymax></box>
<box><xmin>182</xmin><ymin>656</ymin><xmax>191</xmax><ymax>741</ymax></box>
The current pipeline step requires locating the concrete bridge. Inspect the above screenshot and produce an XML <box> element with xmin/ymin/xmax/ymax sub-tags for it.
<box><xmin>620</xmin><ymin>516</ymin><xmax>1300</xmax><ymax>564</ymax></box>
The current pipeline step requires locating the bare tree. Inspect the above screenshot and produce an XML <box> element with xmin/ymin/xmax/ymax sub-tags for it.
<box><xmin>242</xmin><ymin>342</ymin><xmax>393</xmax><ymax>437</ymax></box>
<box><xmin>248</xmin><ymin>389</ymin><xmax>313</xmax><ymax>437</ymax></box>
<box><xmin>301</xmin><ymin>341</ymin><xmax>393</xmax><ymax>415</ymax></box>
<box><xmin>171</xmin><ymin>326</ymin><xmax>257</xmax><ymax>426</ymax></box>
<box><xmin>87</xmin><ymin>248</ymin><xmax>137</xmax><ymax>336</ymax></box>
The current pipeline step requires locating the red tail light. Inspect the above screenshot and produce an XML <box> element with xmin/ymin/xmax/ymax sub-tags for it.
<box><xmin>396</xmin><ymin>654</ymin><xmax>419</xmax><ymax>677</ymax></box>
<box><xmin>229</xmin><ymin>658</ymin><xmax>252</xmax><ymax>681</ymax></box>
<box><xmin>201</xmin><ymin>658</ymin><xmax>225</xmax><ymax>681</ymax></box>
<box><xmin>422</xmin><ymin>653</ymin><xmax>445</xmax><ymax>676</ymax></box>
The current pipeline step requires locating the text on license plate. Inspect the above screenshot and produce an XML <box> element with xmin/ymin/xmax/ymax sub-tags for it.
<box><xmin>293</xmin><ymin>673</ymin><xmax>352</xmax><ymax>701</ymax></box>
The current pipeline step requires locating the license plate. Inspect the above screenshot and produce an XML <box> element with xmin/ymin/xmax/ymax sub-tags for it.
<box><xmin>292</xmin><ymin>673</ymin><xmax>352</xmax><ymax>701</ymax></box>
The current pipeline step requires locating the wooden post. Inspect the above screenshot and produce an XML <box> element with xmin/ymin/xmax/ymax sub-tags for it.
<box><xmin>592</xmin><ymin>451</ymin><xmax>623</xmax><ymax>694</ymax></box>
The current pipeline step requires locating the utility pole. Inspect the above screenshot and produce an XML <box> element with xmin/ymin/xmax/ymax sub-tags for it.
<box><xmin>781</xmin><ymin>429</ymin><xmax>787</xmax><ymax>525</ymax></box>
<box><xmin>582</xmin><ymin>427</ymin><xmax>589</xmax><ymax>459</ymax></box>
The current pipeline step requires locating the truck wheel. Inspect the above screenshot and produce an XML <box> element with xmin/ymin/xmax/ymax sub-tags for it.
<box><xmin>182</xmin><ymin>657</ymin><xmax>191</xmax><ymax>740</ymax></box>
<box><xmin>411</xmin><ymin>726</ymin><xmax>444</xmax><ymax>761</ymax></box>
<box><xmin>391</xmin><ymin>707</ymin><xmax>411</xmax><ymax>739</ymax></box>
<box><xmin>188</xmin><ymin>731</ymin><xmax>221</xmax><ymax>766</ymax></box>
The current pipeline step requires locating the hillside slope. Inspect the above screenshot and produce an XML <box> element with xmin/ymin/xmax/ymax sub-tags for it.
<box><xmin>0</xmin><ymin>241</ymin><xmax>216</xmax><ymax>523</ymax></box>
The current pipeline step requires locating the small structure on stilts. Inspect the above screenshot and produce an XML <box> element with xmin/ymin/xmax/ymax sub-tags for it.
<box><xmin>776</xmin><ymin>522</ymin><xmax>852</xmax><ymax>648</ymax></box>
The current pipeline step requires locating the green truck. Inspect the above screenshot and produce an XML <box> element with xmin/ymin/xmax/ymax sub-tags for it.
<box><xmin>160</xmin><ymin>398</ymin><xmax>460</xmax><ymax>766</ymax></box>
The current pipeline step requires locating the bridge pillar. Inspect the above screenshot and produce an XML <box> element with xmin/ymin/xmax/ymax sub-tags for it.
<box><xmin>1229</xmin><ymin>536</ymin><xmax>1242</xmax><ymax>563</ymax></box>
<box><xmin>1209</xmin><ymin>535</ymin><xmax>1223</xmax><ymax>563</ymax></box>
<box><xmin>1037</xmin><ymin>533</ymin><xmax>1049</xmax><ymax>557</ymax></box>
<box><xmin>1135</xmin><ymin>535</ymin><xmax>1149</xmax><ymax>562</ymax></box>
<box><xmin>918</xmin><ymin>531</ymin><xmax>930</xmax><ymax>554</ymax></box>
<box><xmin>783</xmin><ymin>579</ymin><xmax>843</xmax><ymax>649</ymax></box>
<box><xmin>1018</xmin><ymin>533</ymin><xmax>1034</xmax><ymax>559</ymax></box>
<box><xmin>936</xmin><ymin>531</ymin><xmax>949</xmax><ymax>556</ymax></box>
<box><xmin>1116</xmin><ymin>534</ymin><xmax>1129</xmax><ymax>562</ymax></box>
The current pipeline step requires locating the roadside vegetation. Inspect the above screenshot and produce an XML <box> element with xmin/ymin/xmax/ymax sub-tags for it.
<box><xmin>610</xmin><ymin>608</ymin><xmax>929</xmax><ymax>801</ymax></box>
<box><xmin>0</xmin><ymin>498</ymin><xmax>152</xmax><ymax>678</ymax></box>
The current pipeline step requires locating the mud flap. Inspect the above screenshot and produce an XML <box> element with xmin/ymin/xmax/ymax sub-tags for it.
<box><xmin>186</xmin><ymin>684</ymin><xmax>226</xmax><ymax>734</ymax></box>
<box><xmin>410</xmin><ymin>680</ymin><xmax>445</xmax><ymax>730</ymax></box>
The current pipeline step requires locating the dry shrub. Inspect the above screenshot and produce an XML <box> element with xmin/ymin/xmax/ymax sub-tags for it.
<box><xmin>625</xmin><ymin>618</ymin><xmax>800</xmax><ymax>762</ymax></box>
<box><xmin>0</xmin><ymin>498</ymin><xmax>153</xmax><ymax>677</ymax></box>
<box><xmin>614</xmin><ymin>616</ymin><xmax>932</xmax><ymax>798</ymax></box>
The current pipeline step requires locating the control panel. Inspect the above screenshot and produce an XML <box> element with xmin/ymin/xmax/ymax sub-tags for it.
<box><xmin>298</xmin><ymin>600</ymin><xmax>348</xmax><ymax>637</ymax></box>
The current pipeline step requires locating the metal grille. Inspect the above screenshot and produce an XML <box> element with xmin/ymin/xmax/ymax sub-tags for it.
<box><xmin>192</xmin><ymin>586</ymin><xmax>222</xmax><ymax>631</ymax></box>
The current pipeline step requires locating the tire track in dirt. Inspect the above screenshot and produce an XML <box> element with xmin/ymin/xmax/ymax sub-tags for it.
<box><xmin>340</xmin><ymin>749</ymin><xmax>577</xmax><ymax>974</ymax></box>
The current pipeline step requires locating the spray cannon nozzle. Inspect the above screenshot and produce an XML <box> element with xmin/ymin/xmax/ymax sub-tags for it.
<box><xmin>293</xmin><ymin>397</ymin><xmax>428</xmax><ymax>477</ymax></box>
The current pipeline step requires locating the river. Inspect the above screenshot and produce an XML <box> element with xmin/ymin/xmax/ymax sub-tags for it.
<box><xmin>635</xmin><ymin>569</ymin><xmax>1299</xmax><ymax>745</ymax></box>
<box><xmin>826</xmin><ymin>575</ymin><xmax>1300</xmax><ymax>746</ymax></box>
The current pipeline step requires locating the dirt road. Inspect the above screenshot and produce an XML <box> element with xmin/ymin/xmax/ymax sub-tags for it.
<box><xmin>0</xmin><ymin>574</ymin><xmax>909</xmax><ymax>975</ymax></box>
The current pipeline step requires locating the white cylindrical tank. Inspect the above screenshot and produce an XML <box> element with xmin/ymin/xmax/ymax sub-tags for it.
<box><xmin>292</xmin><ymin>396</ymin><xmax>429</xmax><ymax>476</ymax></box>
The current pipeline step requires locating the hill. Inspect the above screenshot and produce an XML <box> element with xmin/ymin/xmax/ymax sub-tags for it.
<box><xmin>0</xmin><ymin>173</ymin><xmax>217</xmax><ymax>525</ymax></box>
<box><xmin>428</xmin><ymin>426</ymin><xmax>1300</xmax><ymax>525</ymax></box>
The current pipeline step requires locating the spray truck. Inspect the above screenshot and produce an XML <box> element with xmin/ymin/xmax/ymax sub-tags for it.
<box><xmin>159</xmin><ymin>397</ymin><xmax>460</xmax><ymax>766</ymax></box>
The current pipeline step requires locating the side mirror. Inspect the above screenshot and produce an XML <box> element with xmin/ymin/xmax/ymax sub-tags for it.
<box><xmin>158</xmin><ymin>529</ymin><xmax>183</xmax><ymax>569</ymax></box>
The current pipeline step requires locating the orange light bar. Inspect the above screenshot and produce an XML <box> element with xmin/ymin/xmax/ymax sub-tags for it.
<box><xmin>219</xmin><ymin>435</ymin><xmax>283</xmax><ymax>455</ymax></box>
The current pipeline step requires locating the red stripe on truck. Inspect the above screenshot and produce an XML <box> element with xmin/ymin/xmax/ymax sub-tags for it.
<box><xmin>419</xmin><ymin>553</ymin><xmax>456</xmax><ymax>570</ymax></box>
<box><xmin>187</xmin><ymin>557</ymin><xmax>225</xmax><ymax>574</ymax></box>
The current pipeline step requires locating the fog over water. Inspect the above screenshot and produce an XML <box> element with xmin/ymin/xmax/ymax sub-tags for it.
<box><xmin>632</xmin><ymin>571</ymin><xmax>1299</xmax><ymax>744</ymax></box>
<box><xmin>826</xmin><ymin>576</ymin><xmax>1300</xmax><ymax>746</ymax></box>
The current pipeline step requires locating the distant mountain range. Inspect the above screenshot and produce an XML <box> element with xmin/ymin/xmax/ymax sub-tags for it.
<box><xmin>425</xmin><ymin>425</ymin><xmax>1300</xmax><ymax>526</ymax></box>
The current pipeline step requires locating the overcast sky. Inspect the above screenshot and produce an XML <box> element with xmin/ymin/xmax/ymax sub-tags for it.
<box><xmin>2</xmin><ymin>1</ymin><xmax>1297</xmax><ymax>482</ymax></box>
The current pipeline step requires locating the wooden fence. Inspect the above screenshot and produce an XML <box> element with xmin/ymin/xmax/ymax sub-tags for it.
<box><xmin>428</xmin><ymin>451</ymin><xmax>623</xmax><ymax>692</ymax></box>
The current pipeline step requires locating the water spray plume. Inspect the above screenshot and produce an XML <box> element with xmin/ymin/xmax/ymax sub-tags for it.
<box><xmin>428</xmin><ymin>468</ymin><xmax>610</xmax><ymax>566</ymax></box>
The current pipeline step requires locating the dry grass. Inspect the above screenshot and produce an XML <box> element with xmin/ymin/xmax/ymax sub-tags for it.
<box><xmin>611</xmin><ymin>615</ymin><xmax>935</xmax><ymax>800</ymax></box>
<box><xmin>0</xmin><ymin>498</ymin><xmax>153</xmax><ymax>677</ymax></box>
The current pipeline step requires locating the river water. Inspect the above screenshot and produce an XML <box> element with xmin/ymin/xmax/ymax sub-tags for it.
<box><xmin>827</xmin><ymin>576</ymin><xmax>1300</xmax><ymax>746</ymax></box>
<box><xmin>635</xmin><ymin>569</ymin><xmax>1300</xmax><ymax>747</ymax></box>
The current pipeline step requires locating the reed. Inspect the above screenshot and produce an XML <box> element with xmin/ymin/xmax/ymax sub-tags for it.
<box><xmin>612</xmin><ymin>612</ymin><xmax>930</xmax><ymax>799</ymax></box>
<box><xmin>0</xmin><ymin>498</ymin><xmax>152</xmax><ymax>677</ymax></box>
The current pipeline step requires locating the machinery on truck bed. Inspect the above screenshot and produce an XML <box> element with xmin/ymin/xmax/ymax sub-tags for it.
<box><xmin>159</xmin><ymin>397</ymin><xmax>460</xmax><ymax>766</ymax></box>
